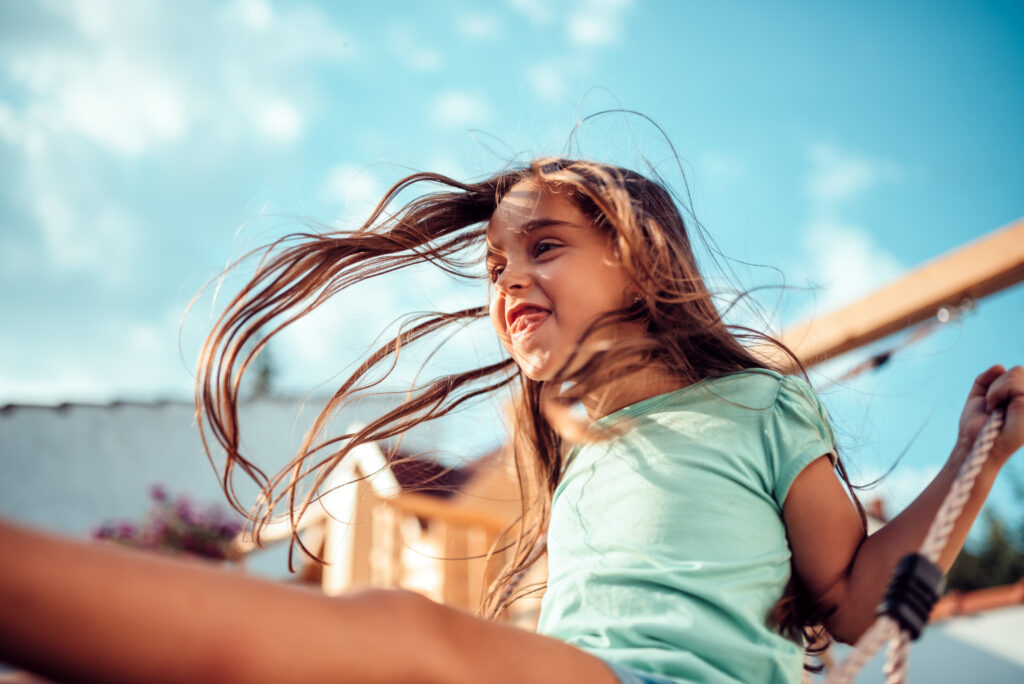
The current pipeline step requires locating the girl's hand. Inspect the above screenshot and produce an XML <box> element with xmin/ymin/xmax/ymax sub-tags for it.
<box><xmin>957</xmin><ymin>364</ymin><xmax>1024</xmax><ymax>466</ymax></box>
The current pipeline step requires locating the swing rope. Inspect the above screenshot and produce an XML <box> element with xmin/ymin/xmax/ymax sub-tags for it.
<box><xmin>825</xmin><ymin>406</ymin><xmax>1006</xmax><ymax>684</ymax></box>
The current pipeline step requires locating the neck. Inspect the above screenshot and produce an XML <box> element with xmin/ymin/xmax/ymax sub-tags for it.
<box><xmin>581</xmin><ymin>366</ymin><xmax>689</xmax><ymax>420</ymax></box>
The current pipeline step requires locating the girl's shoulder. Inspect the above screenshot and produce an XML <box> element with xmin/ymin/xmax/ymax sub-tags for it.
<box><xmin>710</xmin><ymin>369</ymin><xmax>830</xmax><ymax>434</ymax></box>
<box><xmin>707</xmin><ymin>367</ymin><xmax>789</xmax><ymax>395</ymax></box>
<box><xmin>685</xmin><ymin>368</ymin><xmax>816</xmax><ymax>412</ymax></box>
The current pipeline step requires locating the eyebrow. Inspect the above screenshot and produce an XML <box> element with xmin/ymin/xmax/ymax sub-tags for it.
<box><xmin>513</xmin><ymin>218</ymin><xmax>574</xmax><ymax>236</ymax></box>
<box><xmin>485</xmin><ymin>218</ymin><xmax>576</xmax><ymax>259</ymax></box>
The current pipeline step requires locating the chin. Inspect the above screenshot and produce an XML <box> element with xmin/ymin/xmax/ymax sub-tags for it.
<box><xmin>521</xmin><ymin>367</ymin><xmax>554</xmax><ymax>382</ymax></box>
<box><xmin>518</xmin><ymin>361</ymin><xmax>553</xmax><ymax>382</ymax></box>
<box><xmin>511</xmin><ymin>348</ymin><xmax>559</xmax><ymax>382</ymax></box>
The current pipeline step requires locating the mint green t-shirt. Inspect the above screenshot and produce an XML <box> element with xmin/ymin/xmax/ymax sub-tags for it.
<box><xmin>536</xmin><ymin>370</ymin><xmax>836</xmax><ymax>683</ymax></box>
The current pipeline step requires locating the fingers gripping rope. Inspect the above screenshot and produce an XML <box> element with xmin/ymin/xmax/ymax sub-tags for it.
<box><xmin>825</xmin><ymin>407</ymin><xmax>1006</xmax><ymax>684</ymax></box>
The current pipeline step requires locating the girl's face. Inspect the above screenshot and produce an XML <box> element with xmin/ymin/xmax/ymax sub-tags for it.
<box><xmin>486</xmin><ymin>180</ymin><xmax>642</xmax><ymax>381</ymax></box>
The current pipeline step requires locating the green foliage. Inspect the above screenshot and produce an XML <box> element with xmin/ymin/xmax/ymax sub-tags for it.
<box><xmin>945</xmin><ymin>510</ymin><xmax>1024</xmax><ymax>593</ymax></box>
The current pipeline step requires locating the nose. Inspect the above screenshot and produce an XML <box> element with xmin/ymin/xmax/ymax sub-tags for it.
<box><xmin>494</xmin><ymin>259</ymin><xmax>530</xmax><ymax>294</ymax></box>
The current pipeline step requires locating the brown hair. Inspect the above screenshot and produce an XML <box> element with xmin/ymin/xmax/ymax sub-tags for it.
<box><xmin>195</xmin><ymin>157</ymin><xmax>860</xmax><ymax>655</ymax></box>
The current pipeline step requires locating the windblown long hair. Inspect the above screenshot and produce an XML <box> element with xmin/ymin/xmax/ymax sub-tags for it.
<box><xmin>195</xmin><ymin>157</ymin><xmax>861</xmax><ymax>654</ymax></box>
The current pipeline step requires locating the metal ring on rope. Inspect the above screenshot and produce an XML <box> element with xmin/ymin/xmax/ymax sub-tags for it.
<box><xmin>825</xmin><ymin>406</ymin><xmax>1007</xmax><ymax>684</ymax></box>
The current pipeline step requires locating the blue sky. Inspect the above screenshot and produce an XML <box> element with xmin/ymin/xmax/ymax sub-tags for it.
<box><xmin>1</xmin><ymin>1</ymin><xmax>1022</xmax><ymax>519</ymax></box>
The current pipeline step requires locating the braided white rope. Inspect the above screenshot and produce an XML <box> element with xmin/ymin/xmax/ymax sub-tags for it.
<box><xmin>882</xmin><ymin>630</ymin><xmax>911</xmax><ymax>684</ymax></box>
<box><xmin>919</xmin><ymin>409</ymin><xmax>1005</xmax><ymax>563</ymax></box>
<box><xmin>826</xmin><ymin>616</ymin><xmax>898</xmax><ymax>684</ymax></box>
<box><xmin>825</xmin><ymin>407</ymin><xmax>1006</xmax><ymax>684</ymax></box>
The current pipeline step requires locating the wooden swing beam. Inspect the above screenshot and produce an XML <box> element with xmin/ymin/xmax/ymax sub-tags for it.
<box><xmin>779</xmin><ymin>217</ymin><xmax>1024</xmax><ymax>368</ymax></box>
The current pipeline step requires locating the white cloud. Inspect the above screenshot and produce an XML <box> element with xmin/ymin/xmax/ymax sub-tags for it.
<box><xmin>387</xmin><ymin>27</ymin><xmax>443</xmax><ymax>72</ymax></box>
<box><xmin>16</xmin><ymin>3</ymin><xmax>189</xmax><ymax>156</ymax></box>
<box><xmin>507</xmin><ymin>0</ymin><xmax>634</xmax><ymax>47</ymax></box>
<box><xmin>0</xmin><ymin>135</ymin><xmax>145</xmax><ymax>287</ymax></box>
<box><xmin>220</xmin><ymin>2</ymin><xmax>351</xmax><ymax>64</ymax></box>
<box><xmin>0</xmin><ymin>101</ymin><xmax>23</xmax><ymax>145</ymax></box>
<box><xmin>254</xmin><ymin>99</ymin><xmax>305</xmax><ymax>143</ymax></box>
<box><xmin>431</xmin><ymin>91</ymin><xmax>493</xmax><ymax>130</ymax></box>
<box><xmin>16</xmin><ymin>134</ymin><xmax>144</xmax><ymax>285</ymax></box>
<box><xmin>697</xmin><ymin>151</ymin><xmax>748</xmax><ymax>185</ymax></box>
<box><xmin>429</xmin><ymin>153</ymin><xmax>470</xmax><ymax>182</ymax></box>
<box><xmin>5</xmin><ymin>1</ymin><xmax>350</xmax><ymax>158</ymax></box>
<box><xmin>0</xmin><ymin>1</ymin><xmax>353</xmax><ymax>290</ymax></box>
<box><xmin>320</xmin><ymin>163</ymin><xmax>386</xmax><ymax>225</ymax></box>
<box><xmin>10</xmin><ymin>50</ymin><xmax>188</xmax><ymax>157</ymax></box>
<box><xmin>456</xmin><ymin>13</ymin><xmax>501</xmax><ymax>40</ymax></box>
<box><xmin>234</xmin><ymin>0</ymin><xmax>274</xmax><ymax>32</ymax></box>
<box><xmin>803</xmin><ymin>217</ymin><xmax>905</xmax><ymax>313</ymax></box>
<box><xmin>268</xmin><ymin>255</ymin><xmax>496</xmax><ymax>393</ymax></box>
<box><xmin>0</xmin><ymin>306</ymin><xmax>196</xmax><ymax>406</ymax></box>
<box><xmin>806</xmin><ymin>144</ymin><xmax>899</xmax><ymax>205</ymax></box>
<box><xmin>42</xmin><ymin>0</ymin><xmax>153</xmax><ymax>42</ymax></box>
<box><xmin>506</xmin><ymin>0</ymin><xmax>555</xmax><ymax>26</ymax></box>
<box><xmin>785</xmin><ymin>143</ymin><xmax>906</xmax><ymax>323</ymax></box>
<box><xmin>33</xmin><ymin>194</ymin><xmax>142</xmax><ymax>284</ymax></box>
<box><xmin>854</xmin><ymin>463</ymin><xmax>940</xmax><ymax>515</ymax></box>
<box><xmin>408</xmin><ymin>49</ymin><xmax>442</xmax><ymax>72</ymax></box>
<box><xmin>566</xmin><ymin>0</ymin><xmax>634</xmax><ymax>48</ymax></box>
<box><xmin>274</xmin><ymin>280</ymin><xmax>405</xmax><ymax>384</ymax></box>
<box><xmin>527</xmin><ymin>64</ymin><xmax>567</xmax><ymax>99</ymax></box>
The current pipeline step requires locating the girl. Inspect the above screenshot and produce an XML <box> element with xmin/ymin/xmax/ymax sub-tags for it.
<box><xmin>1</xmin><ymin>158</ymin><xmax>1022</xmax><ymax>684</ymax></box>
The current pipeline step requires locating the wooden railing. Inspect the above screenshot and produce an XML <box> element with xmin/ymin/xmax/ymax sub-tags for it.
<box><xmin>230</xmin><ymin>438</ymin><xmax>542</xmax><ymax>626</ymax></box>
<box><xmin>779</xmin><ymin>217</ymin><xmax>1024</xmax><ymax>367</ymax></box>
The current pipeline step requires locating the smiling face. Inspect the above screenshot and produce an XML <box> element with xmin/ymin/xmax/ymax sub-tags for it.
<box><xmin>486</xmin><ymin>179</ymin><xmax>642</xmax><ymax>381</ymax></box>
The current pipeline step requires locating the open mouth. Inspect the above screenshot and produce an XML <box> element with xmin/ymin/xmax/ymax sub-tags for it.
<box><xmin>507</xmin><ymin>305</ymin><xmax>550</xmax><ymax>337</ymax></box>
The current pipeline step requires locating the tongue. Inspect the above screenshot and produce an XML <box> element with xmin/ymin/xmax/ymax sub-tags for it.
<box><xmin>513</xmin><ymin>307</ymin><xmax>548</xmax><ymax>333</ymax></box>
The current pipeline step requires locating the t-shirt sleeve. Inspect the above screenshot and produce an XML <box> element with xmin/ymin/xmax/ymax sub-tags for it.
<box><xmin>763</xmin><ymin>374</ymin><xmax>837</xmax><ymax>508</ymax></box>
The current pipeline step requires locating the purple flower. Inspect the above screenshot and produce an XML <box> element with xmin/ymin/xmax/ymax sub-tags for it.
<box><xmin>149</xmin><ymin>483</ymin><xmax>168</xmax><ymax>503</ymax></box>
<box><xmin>218</xmin><ymin>520</ymin><xmax>242</xmax><ymax>537</ymax></box>
<box><xmin>93</xmin><ymin>487</ymin><xmax>241</xmax><ymax>560</ymax></box>
<box><xmin>92</xmin><ymin>522</ymin><xmax>118</xmax><ymax>540</ymax></box>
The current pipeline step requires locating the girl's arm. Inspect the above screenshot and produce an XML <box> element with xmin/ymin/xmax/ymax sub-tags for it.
<box><xmin>0</xmin><ymin>520</ymin><xmax>617</xmax><ymax>684</ymax></box>
<box><xmin>783</xmin><ymin>364</ymin><xmax>1024</xmax><ymax>643</ymax></box>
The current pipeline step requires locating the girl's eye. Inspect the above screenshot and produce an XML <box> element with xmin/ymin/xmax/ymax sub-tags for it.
<box><xmin>488</xmin><ymin>264</ymin><xmax>504</xmax><ymax>282</ymax></box>
<box><xmin>533</xmin><ymin>241</ymin><xmax>560</xmax><ymax>257</ymax></box>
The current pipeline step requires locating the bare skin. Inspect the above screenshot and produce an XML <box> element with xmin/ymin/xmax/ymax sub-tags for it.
<box><xmin>783</xmin><ymin>364</ymin><xmax>1024</xmax><ymax>642</ymax></box>
<box><xmin>0</xmin><ymin>521</ymin><xmax>620</xmax><ymax>684</ymax></box>
<box><xmin>486</xmin><ymin>182</ymin><xmax>686</xmax><ymax>418</ymax></box>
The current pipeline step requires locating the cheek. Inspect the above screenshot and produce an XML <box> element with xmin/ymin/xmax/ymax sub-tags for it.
<box><xmin>489</xmin><ymin>296</ymin><xmax>511</xmax><ymax>348</ymax></box>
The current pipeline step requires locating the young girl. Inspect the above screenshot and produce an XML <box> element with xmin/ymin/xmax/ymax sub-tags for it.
<box><xmin>1</xmin><ymin>158</ymin><xmax>1022</xmax><ymax>684</ymax></box>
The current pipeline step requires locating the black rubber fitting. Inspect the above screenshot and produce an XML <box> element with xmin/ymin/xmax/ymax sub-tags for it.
<box><xmin>876</xmin><ymin>553</ymin><xmax>943</xmax><ymax>640</ymax></box>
